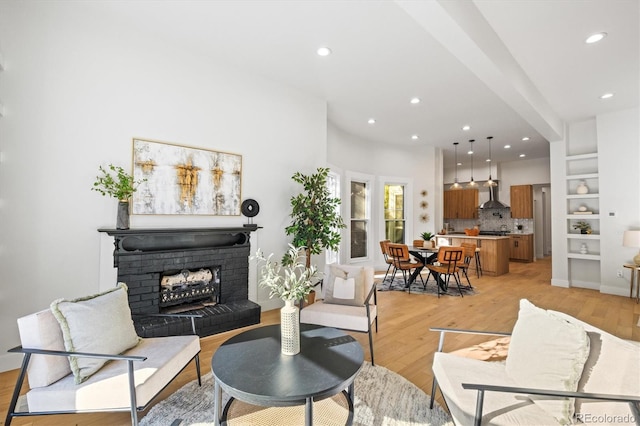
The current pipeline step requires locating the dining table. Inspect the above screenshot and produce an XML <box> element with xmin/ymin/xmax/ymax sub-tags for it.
<box><xmin>407</xmin><ymin>245</ymin><xmax>443</xmax><ymax>288</ymax></box>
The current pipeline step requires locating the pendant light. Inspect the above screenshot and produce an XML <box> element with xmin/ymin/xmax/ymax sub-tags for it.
<box><xmin>450</xmin><ymin>142</ymin><xmax>462</xmax><ymax>190</ymax></box>
<box><xmin>483</xmin><ymin>136</ymin><xmax>497</xmax><ymax>187</ymax></box>
<box><xmin>467</xmin><ymin>139</ymin><xmax>478</xmax><ymax>188</ymax></box>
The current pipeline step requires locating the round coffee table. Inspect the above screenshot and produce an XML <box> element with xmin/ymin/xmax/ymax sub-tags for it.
<box><xmin>212</xmin><ymin>324</ymin><xmax>364</xmax><ymax>425</ymax></box>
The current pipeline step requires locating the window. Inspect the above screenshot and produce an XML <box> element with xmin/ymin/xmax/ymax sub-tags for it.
<box><xmin>325</xmin><ymin>171</ymin><xmax>341</xmax><ymax>265</ymax></box>
<box><xmin>350</xmin><ymin>180</ymin><xmax>369</xmax><ymax>259</ymax></box>
<box><xmin>384</xmin><ymin>184</ymin><xmax>405</xmax><ymax>243</ymax></box>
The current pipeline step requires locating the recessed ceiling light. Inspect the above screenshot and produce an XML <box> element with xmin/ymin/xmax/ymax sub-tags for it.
<box><xmin>457</xmin><ymin>162</ymin><xmax>462</xmax><ymax>166</ymax></box>
<box><xmin>519</xmin><ymin>154</ymin><xmax>526</xmax><ymax>158</ymax></box>
<box><xmin>367</xmin><ymin>118</ymin><xmax>376</xmax><ymax>124</ymax></box>
<box><xmin>316</xmin><ymin>46</ymin><xmax>332</xmax><ymax>56</ymax></box>
<box><xmin>585</xmin><ymin>32</ymin><xmax>607</xmax><ymax>44</ymax></box>
<box><xmin>600</xmin><ymin>92</ymin><xmax>614</xmax><ymax>99</ymax></box>
<box><xmin>410</xmin><ymin>97</ymin><xmax>421</xmax><ymax>104</ymax></box>
<box><xmin>504</xmin><ymin>145</ymin><xmax>511</xmax><ymax>149</ymax></box>
<box><xmin>521</xmin><ymin>137</ymin><xmax>530</xmax><ymax>141</ymax></box>
<box><xmin>411</xmin><ymin>134</ymin><xmax>419</xmax><ymax>140</ymax></box>
<box><xmin>485</xmin><ymin>158</ymin><xmax>491</xmax><ymax>162</ymax></box>
<box><xmin>462</xmin><ymin>125</ymin><xmax>471</xmax><ymax>131</ymax></box>
<box><xmin>467</xmin><ymin>150</ymin><xmax>473</xmax><ymax>155</ymax></box>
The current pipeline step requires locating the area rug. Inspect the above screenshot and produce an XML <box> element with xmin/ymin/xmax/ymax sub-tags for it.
<box><xmin>377</xmin><ymin>275</ymin><xmax>476</xmax><ymax>297</ymax></box>
<box><xmin>140</xmin><ymin>362</ymin><xmax>453</xmax><ymax>426</ymax></box>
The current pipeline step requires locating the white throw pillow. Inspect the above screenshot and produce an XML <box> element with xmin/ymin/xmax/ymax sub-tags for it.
<box><xmin>506</xmin><ymin>299</ymin><xmax>590</xmax><ymax>425</ymax></box>
<box><xmin>551</xmin><ymin>310</ymin><xmax>640</xmax><ymax>424</ymax></box>
<box><xmin>50</xmin><ymin>283</ymin><xmax>140</xmax><ymax>384</ymax></box>
<box><xmin>323</xmin><ymin>265</ymin><xmax>366</xmax><ymax>306</ymax></box>
<box><xmin>17</xmin><ymin>309</ymin><xmax>72</xmax><ymax>388</ymax></box>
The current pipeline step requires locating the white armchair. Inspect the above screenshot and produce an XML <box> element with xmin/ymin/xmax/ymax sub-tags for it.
<box><xmin>4</xmin><ymin>283</ymin><xmax>201</xmax><ymax>426</ymax></box>
<box><xmin>300</xmin><ymin>264</ymin><xmax>377</xmax><ymax>365</ymax></box>
<box><xmin>429</xmin><ymin>299</ymin><xmax>640</xmax><ymax>425</ymax></box>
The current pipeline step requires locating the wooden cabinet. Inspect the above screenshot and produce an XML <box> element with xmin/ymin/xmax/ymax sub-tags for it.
<box><xmin>510</xmin><ymin>185</ymin><xmax>533</xmax><ymax>218</ymax></box>
<box><xmin>448</xmin><ymin>236</ymin><xmax>509</xmax><ymax>276</ymax></box>
<box><xmin>510</xmin><ymin>234</ymin><xmax>533</xmax><ymax>262</ymax></box>
<box><xmin>443</xmin><ymin>189</ymin><xmax>478</xmax><ymax>219</ymax></box>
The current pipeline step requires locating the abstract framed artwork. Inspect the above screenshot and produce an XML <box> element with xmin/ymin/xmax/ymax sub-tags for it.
<box><xmin>131</xmin><ymin>138</ymin><xmax>242</xmax><ymax>215</ymax></box>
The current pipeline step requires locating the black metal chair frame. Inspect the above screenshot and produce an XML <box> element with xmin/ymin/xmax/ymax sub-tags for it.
<box><xmin>4</xmin><ymin>313</ymin><xmax>203</xmax><ymax>426</ymax></box>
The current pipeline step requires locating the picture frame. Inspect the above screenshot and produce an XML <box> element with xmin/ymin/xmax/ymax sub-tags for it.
<box><xmin>131</xmin><ymin>138</ymin><xmax>242</xmax><ymax>215</ymax></box>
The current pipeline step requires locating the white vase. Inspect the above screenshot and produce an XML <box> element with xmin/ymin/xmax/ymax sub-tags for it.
<box><xmin>280</xmin><ymin>299</ymin><xmax>300</xmax><ymax>355</ymax></box>
<box><xmin>580</xmin><ymin>243</ymin><xmax>588</xmax><ymax>254</ymax></box>
<box><xmin>576</xmin><ymin>181</ymin><xmax>589</xmax><ymax>195</ymax></box>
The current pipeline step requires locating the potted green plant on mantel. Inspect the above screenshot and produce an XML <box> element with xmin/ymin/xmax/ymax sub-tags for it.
<box><xmin>254</xmin><ymin>245</ymin><xmax>318</xmax><ymax>355</ymax></box>
<box><xmin>573</xmin><ymin>221</ymin><xmax>592</xmax><ymax>234</ymax></box>
<box><xmin>285</xmin><ymin>167</ymin><xmax>346</xmax><ymax>303</ymax></box>
<box><xmin>420</xmin><ymin>231</ymin><xmax>436</xmax><ymax>248</ymax></box>
<box><xmin>92</xmin><ymin>164</ymin><xmax>145</xmax><ymax>230</ymax></box>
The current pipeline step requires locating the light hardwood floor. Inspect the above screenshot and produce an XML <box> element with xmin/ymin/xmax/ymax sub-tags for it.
<box><xmin>2</xmin><ymin>257</ymin><xmax>639</xmax><ymax>425</ymax></box>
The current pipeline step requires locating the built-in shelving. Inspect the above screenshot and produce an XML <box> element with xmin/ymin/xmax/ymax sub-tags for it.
<box><xmin>567</xmin><ymin>253</ymin><xmax>600</xmax><ymax>260</ymax></box>
<box><xmin>565</xmin><ymin>151</ymin><xmax>600</xmax><ymax>285</ymax></box>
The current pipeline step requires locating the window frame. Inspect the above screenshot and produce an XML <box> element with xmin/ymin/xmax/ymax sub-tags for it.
<box><xmin>346</xmin><ymin>171</ymin><xmax>374</xmax><ymax>262</ymax></box>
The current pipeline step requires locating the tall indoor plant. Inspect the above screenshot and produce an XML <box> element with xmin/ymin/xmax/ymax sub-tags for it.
<box><xmin>92</xmin><ymin>164</ymin><xmax>145</xmax><ymax>229</ymax></box>
<box><xmin>285</xmin><ymin>167</ymin><xmax>346</xmax><ymax>269</ymax></box>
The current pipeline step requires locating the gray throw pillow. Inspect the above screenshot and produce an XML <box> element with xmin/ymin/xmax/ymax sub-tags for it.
<box><xmin>50</xmin><ymin>283</ymin><xmax>140</xmax><ymax>384</ymax></box>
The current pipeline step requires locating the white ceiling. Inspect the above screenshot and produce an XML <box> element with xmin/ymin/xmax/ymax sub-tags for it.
<box><xmin>87</xmin><ymin>0</ymin><xmax>638</xmax><ymax>166</ymax></box>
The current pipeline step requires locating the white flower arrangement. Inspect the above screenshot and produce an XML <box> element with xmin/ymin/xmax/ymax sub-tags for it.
<box><xmin>253</xmin><ymin>244</ymin><xmax>318</xmax><ymax>302</ymax></box>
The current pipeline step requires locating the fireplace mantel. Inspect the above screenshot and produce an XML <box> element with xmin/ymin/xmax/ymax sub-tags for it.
<box><xmin>98</xmin><ymin>226</ymin><xmax>261</xmax><ymax>337</ymax></box>
<box><xmin>99</xmin><ymin>226</ymin><xmax>257</xmax><ymax>267</ymax></box>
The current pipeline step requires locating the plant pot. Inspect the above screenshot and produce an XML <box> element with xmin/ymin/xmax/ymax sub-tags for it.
<box><xmin>305</xmin><ymin>289</ymin><xmax>316</xmax><ymax>305</ymax></box>
<box><xmin>116</xmin><ymin>201</ymin><xmax>130</xmax><ymax>230</ymax></box>
<box><xmin>280</xmin><ymin>299</ymin><xmax>300</xmax><ymax>355</ymax></box>
<box><xmin>580</xmin><ymin>229</ymin><xmax>588</xmax><ymax>234</ymax></box>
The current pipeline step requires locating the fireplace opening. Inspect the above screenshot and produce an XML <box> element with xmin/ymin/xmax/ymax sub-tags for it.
<box><xmin>160</xmin><ymin>266</ymin><xmax>220</xmax><ymax>312</ymax></box>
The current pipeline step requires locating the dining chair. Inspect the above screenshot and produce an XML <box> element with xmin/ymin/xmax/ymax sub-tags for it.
<box><xmin>456</xmin><ymin>242</ymin><xmax>476</xmax><ymax>289</ymax></box>
<box><xmin>426</xmin><ymin>246</ymin><xmax>464</xmax><ymax>297</ymax></box>
<box><xmin>386</xmin><ymin>243</ymin><xmax>424</xmax><ymax>290</ymax></box>
<box><xmin>379</xmin><ymin>240</ymin><xmax>394</xmax><ymax>283</ymax></box>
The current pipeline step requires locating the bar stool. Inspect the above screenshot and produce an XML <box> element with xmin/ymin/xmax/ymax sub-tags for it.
<box><xmin>474</xmin><ymin>248</ymin><xmax>483</xmax><ymax>278</ymax></box>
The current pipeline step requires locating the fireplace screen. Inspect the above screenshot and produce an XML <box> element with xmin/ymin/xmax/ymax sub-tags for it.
<box><xmin>160</xmin><ymin>267</ymin><xmax>219</xmax><ymax>308</ymax></box>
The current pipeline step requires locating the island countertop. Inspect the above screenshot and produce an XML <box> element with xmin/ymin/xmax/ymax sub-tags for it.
<box><xmin>436</xmin><ymin>234</ymin><xmax>510</xmax><ymax>240</ymax></box>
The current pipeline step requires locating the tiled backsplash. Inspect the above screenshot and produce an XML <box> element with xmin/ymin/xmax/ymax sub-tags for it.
<box><xmin>445</xmin><ymin>209</ymin><xmax>534</xmax><ymax>233</ymax></box>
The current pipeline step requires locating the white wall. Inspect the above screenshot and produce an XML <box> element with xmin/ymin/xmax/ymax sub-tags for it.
<box><xmin>0</xmin><ymin>2</ymin><xmax>326</xmax><ymax>371</ymax></box>
<box><xmin>597</xmin><ymin>108</ymin><xmax>640</xmax><ymax>294</ymax></box>
<box><xmin>327</xmin><ymin>123</ymin><xmax>443</xmax><ymax>270</ymax></box>
<box><xmin>550</xmin><ymin>109</ymin><xmax>640</xmax><ymax>294</ymax></box>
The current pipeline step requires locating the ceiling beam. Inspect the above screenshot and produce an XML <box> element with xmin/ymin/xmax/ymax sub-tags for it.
<box><xmin>396</xmin><ymin>0</ymin><xmax>564</xmax><ymax>142</ymax></box>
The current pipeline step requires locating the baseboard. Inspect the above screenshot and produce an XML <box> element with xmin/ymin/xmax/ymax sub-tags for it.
<box><xmin>599</xmin><ymin>284</ymin><xmax>632</xmax><ymax>297</ymax></box>
<box><xmin>570</xmin><ymin>280</ymin><xmax>600</xmax><ymax>290</ymax></box>
<box><xmin>0</xmin><ymin>352</ymin><xmax>22</xmax><ymax>373</ymax></box>
<box><xmin>551</xmin><ymin>278</ymin><xmax>569</xmax><ymax>288</ymax></box>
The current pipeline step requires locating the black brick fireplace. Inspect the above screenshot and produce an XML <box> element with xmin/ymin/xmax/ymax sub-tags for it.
<box><xmin>99</xmin><ymin>227</ymin><xmax>261</xmax><ymax>338</ymax></box>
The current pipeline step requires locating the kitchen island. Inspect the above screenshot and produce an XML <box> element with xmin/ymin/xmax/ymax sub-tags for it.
<box><xmin>435</xmin><ymin>234</ymin><xmax>510</xmax><ymax>277</ymax></box>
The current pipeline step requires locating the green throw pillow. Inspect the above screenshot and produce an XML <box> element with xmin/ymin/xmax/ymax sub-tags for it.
<box><xmin>50</xmin><ymin>283</ymin><xmax>140</xmax><ymax>384</ymax></box>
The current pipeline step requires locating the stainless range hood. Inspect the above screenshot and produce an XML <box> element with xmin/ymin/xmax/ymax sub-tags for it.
<box><xmin>479</xmin><ymin>184</ymin><xmax>509</xmax><ymax>209</ymax></box>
